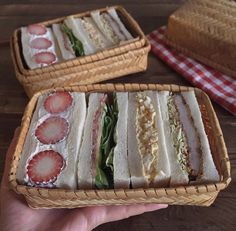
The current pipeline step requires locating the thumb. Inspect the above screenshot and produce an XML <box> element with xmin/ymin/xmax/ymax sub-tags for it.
<box><xmin>1</xmin><ymin>127</ymin><xmax>21</xmax><ymax>189</ymax></box>
<box><xmin>82</xmin><ymin>203</ymin><xmax>168</xmax><ymax>230</ymax></box>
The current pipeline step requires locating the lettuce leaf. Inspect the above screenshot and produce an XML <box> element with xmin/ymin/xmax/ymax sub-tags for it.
<box><xmin>60</xmin><ymin>24</ymin><xmax>85</xmax><ymax>57</ymax></box>
<box><xmin>106</xmin><ymin>147</ymin><xmax>114</xmax><ymax>172</ymax></box>
<box><xmin>95</xmin><ymin>95</ymin><xmax>118</xmax><ymax>189</ymax></box>
<box><xmin>95</xmin><ymin>166</ymin><xmax>109</xmax><ymax>189</ymax></box>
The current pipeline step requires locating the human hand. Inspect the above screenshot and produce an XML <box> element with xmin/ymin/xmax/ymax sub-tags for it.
<box><xmin>0</xmin><ymin>128</ymin><xmax>168</xmax><ymax>231</ymax></box>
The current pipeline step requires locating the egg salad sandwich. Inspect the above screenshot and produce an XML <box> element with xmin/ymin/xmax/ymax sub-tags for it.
<box><xmin>91</xmin><ymin>8</ymin><xmax>134</xmax><ymax>45</ymax></box>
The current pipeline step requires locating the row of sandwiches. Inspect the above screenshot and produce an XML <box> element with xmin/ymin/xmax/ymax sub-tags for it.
<box><xmin>17</xmin><ymin>90</ymin><xmax>220</xmax><ymax>189</ymax></box>
<box><xmin>21</xmin><ymin>7</ymin><xmax>134</xmax><ymax>69</ymax></box>
<box><xmin>79</xmin><ymin>91</ymin><xmax>219</xmax><ymax>189</ymax></box>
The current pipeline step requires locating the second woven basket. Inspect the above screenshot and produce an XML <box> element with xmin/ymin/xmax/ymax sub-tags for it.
<box><xmin>11</xmin><ymin>5</ymin><xmax>150</xmax><ymax>97</ymax></box>
<box><xmin>165</xmin><ymin>0</ymin><xmax>236</xmax><ymax>79</ymax></box>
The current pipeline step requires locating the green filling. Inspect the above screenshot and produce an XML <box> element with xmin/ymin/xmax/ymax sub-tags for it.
<box><xmin>95</xmin><ymin>95</ymin><xmax>118</xmax><ymax>189</ymax></box>
<box><xmin>60</xmin><ymin>24</ymin><xmax>85</xmax><ymax>57</ymax></box>
<box><xmin>167</xmin><ymin>93</ymin><xmax>189</xmax><ymax>173</ymax></box>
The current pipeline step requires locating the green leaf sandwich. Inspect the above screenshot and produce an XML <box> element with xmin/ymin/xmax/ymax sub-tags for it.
<box><xmin>77</xmin><ymin>93</ymin><xmax>130</xmax><ymax>189</ymax></box>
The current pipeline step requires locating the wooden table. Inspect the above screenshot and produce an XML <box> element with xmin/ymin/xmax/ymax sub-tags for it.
<box><xmin>0</xmin><ymin>1</ymin><xmax>235</xmax><ymax>230</ymax></box>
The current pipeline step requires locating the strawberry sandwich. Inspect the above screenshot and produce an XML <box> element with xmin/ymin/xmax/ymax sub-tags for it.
<box><xmin>16</xmin><ymin>91</ymin><xmax>86</xmax><ymax>189</ymax></box>
<box><xmin>21</xmin><ymin>24</ymin><xmax>61</xmax><ymax>69</ymax></box>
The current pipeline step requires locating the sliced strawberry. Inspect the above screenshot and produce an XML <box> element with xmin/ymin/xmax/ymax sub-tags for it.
<box><xmin>35</xmin><ymin>116</ymin><xmax>69</xmax><ymax>144</ymax></box>
<box><xmin>27</xmin><ymin>24</ymin><xmax>47</xmax><ymax>35</ymax></box>
<box><xmin>27</xmin><ymin>150</ymin><xmax>64</xmax><ymax>184</ymax></box>
<box><xmin>30</xmin><ymin>37</ymin><xmax>52</xmax><ymax>49</ymax></box>
<box><xmin>44</xmin><ymin>91</ymin><xmax>73</xmax><ymax>114</ymax></box>
<box><xmin>34</xmin><ymin>52</ymin><xmax>56</xmax><ymax>65</ymax></box>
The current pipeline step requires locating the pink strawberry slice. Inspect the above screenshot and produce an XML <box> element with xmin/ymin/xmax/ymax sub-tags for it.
<box><xmin>30</xmin><ymin>37</ymin><xmax>52</xmax><ymax>49</ymax></box>
<box><xmin>34</xmin><ymin>52</ymin><xmax>56</xmax><ymax>65</ymax></box>
<box><xmin>27</xmin><ymin>24</ymin><xmax>47</xmax><ymax>35</ymax></box>
<box><xmin>35</xmin><ymin>116</ymin><xmax>69</xmax><ymax>144</ymax></box>
<box><xmin>27</xmin><ymin>150</ymin><xmax>64</xmax><ymax>184</ymax></box>
<box><xmin>44</xmin><ymin>91</ymin><xmax>73</xmax><ymax>114</ymax></box>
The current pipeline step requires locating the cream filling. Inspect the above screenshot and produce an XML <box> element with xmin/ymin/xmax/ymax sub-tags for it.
<box><xmin>135</xmin><ymin>93</ymin><xmax>158</xmax><ymax>182</ymax></box>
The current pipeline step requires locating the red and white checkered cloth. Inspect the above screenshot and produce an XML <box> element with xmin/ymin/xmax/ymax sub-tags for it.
<box><xmin>147</xmin><ymin>26</ymin><xmax>236</xmax><ymax>116</ymax></box>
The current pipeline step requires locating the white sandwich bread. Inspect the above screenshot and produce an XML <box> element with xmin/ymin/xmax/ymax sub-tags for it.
<box><xmin>113</xmin><ymin>93</ymin><xmax>130</xmax><ymax>189</ymax></box>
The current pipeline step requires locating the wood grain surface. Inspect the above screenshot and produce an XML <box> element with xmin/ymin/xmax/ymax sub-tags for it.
<box><xmin>0</xmin><ymin>1</ymin><xmax>235</xmax><ymax>230</ymax></box>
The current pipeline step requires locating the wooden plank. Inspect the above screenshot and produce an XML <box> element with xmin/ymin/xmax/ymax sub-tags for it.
<box><xmin>0</xmin><ymin>4</ymin><xmax>180</xmax><ymax>16</ymax></box>
<box><xmin>0</xmin><ymin>2</ymin><xmax>179</xmax><ymax>40</ymax></box>
<box><xmin>0</xmin><ymin>114</ymin><xmax>22</xmax><ymax>147</ymax></box>
<box><xmin>0</xmin><ymin>15</ymin><xmax>167</xmax><ymax>46</ymax></box>
<box><xmin>0</xmin><ymin>114</ymin><xmax>21</xmax><ymax>181</ymax></box>
<box><xmin>0</xmin><ymin>0</ymin><xmax>187</xmax><ymax>5</ymax></box>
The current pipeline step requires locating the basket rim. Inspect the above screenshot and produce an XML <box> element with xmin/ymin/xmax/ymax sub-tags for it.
<box><xmin>165</xmin><ymin>36</ymin><xmax>236</xmax><ymax>80</ymax></box>
<box><xmin>9</xmin><ymin>83</ymin><xmax>231</xmax><ymax>201</ymax></box>
<box><xmin>12</xmin><ymin>5</ymin><xmax>148</xmax><ymax>76</ymax></box>
<box><xmin>12</xmin><ymin>39</ymin><xmax>151</xmax><ymax>83</ymax></box>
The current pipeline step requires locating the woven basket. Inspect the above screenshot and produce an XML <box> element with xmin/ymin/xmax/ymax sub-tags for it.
<box><xmin>9</xmin><ymin>83</ymin><xmax>231</xmax><ymax>209</ymax></box>
<box><xmin>165</xmin><ymin>0</ymin><xmax>236</xmax><ymax>79</ymax></box>
<box><xmin>10</xmin><ymin>5</ymin><xmax>150</xmax><ymax>97</ymax></box>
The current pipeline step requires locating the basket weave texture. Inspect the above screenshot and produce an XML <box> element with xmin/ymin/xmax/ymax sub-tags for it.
<box><xmin>9</xmin><ymin>83</ymin><xmax>231</xmax><ymax>209</ymax></box>
<box><xmin>165</xmin><ymin>0</ymin><xmax>236</xmax><ymax>79</ymax></box>
<box><xmin>11</xmin><ymin>6</ymin><xmax>150</xmax><ymax>97</ymax></box>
